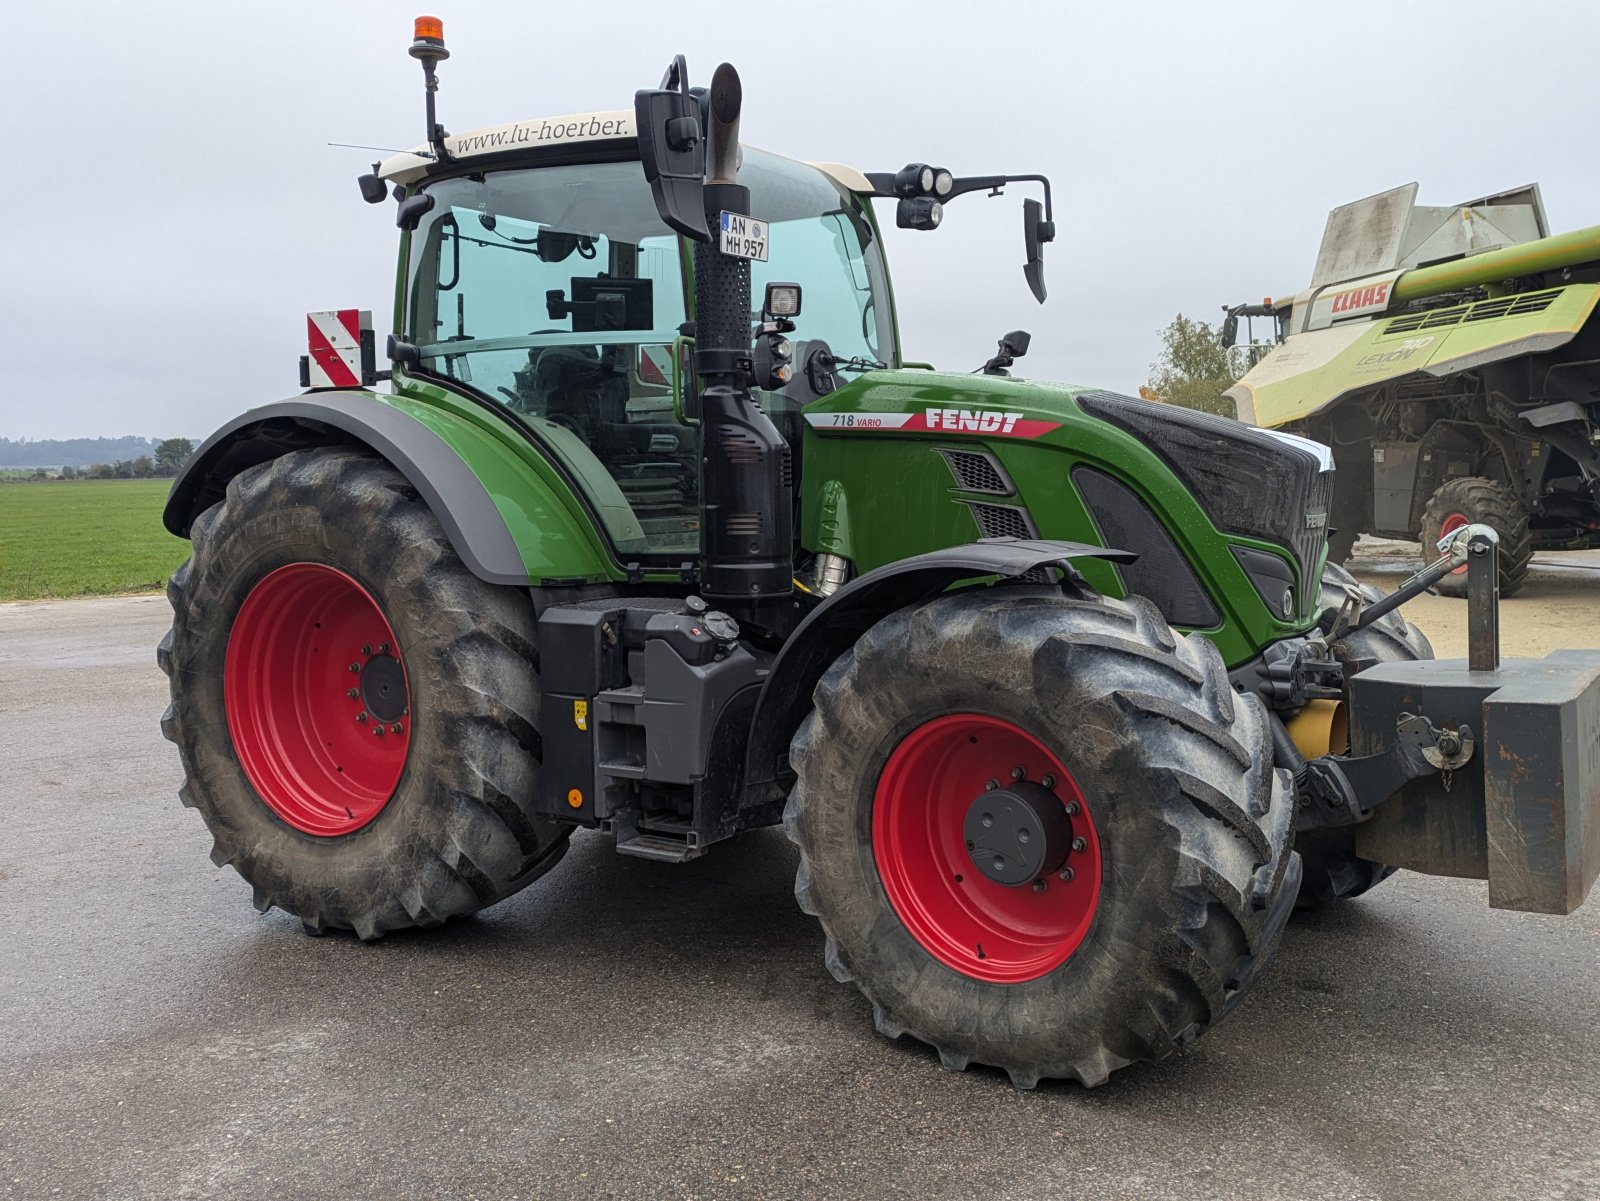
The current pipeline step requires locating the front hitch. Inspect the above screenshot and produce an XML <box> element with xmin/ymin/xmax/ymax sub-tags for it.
<box><xmin>1285</xmin><ymin>525</ymin><xmax>1600</xmax><ymax>914</ymax></box>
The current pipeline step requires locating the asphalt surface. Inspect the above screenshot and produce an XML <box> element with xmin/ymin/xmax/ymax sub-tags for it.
<box><xmin>4</xmin><ymin>575</ymin><xmax>1600</xmax><ymax>1201</ymax></box>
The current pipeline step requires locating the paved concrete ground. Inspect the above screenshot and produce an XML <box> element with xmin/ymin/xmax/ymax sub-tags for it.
<box><xmin>3</xmin><ymin>563</ymin><xmax>1600</xmax><ymax>1201</ymax></box>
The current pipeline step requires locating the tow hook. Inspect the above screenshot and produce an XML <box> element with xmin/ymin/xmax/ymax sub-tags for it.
<box><xmin>1286</xmin><ymin>711</ymin><xmax>1475</xmax><ymax>828</ymax></box>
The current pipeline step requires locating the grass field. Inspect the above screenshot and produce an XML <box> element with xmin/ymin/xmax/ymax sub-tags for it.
<box><xmin>0</xmin><ymin>480</ymin><xmax>189</xmax><ymax>601</ymax></box>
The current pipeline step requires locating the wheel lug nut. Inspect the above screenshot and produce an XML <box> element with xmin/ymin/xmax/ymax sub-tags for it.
<box><xmin>390</xmin><ymin>723</ymin><xmax>403</xmax><ymax>735</ymax></box>
<box><xmin>346</xmin><ymin>688</ymin><xmax>359</xmax><ymax>699</ymax></box>
<box><xmin>1064</xmin><ymin>802</ymin><xmax>1079</xmax><ymax>817</ymax></box>
<box><xmin>356</xmin><ymin>711</ymin><xmax>368</xmax><ymax>723</ymax></box>
<box><xmin>1058</xmin><ymin>866</ymin><xmax>1075</xmax><ymax>882</ymax></box>
<box><xmin>348</xmin><ymin>662</ymin><xmax>361</xmax><ymax>673</ymax></box>
<box><xmin>1032</xmin><ymin>879</ymin><xmax>1047</xmax><ymax>893</ymax></box>
<box><xmin>1041</xmin><ymin>774</ymin><xmax>1056</xmax><ymax>789</ymax></box>
<box><xmin>984</xmin><ymin>779</ymin><xmax>999</xmax><ymax>792</ymax></box>
<box><xmin>378</xmin><ymin>642</ymin><xmax>390</xmax><ymax>654</ymax></box>
<box><xmin>1011</xmin><ymin>765</ymin><xmax>1026</xmax><ymax>781</ymax></box>
<box><xmin>373</xmin><ymin>726</ymin><xmax>385</xmax><ymax>737</ymax></box>
<box><xmin>1071</xmin><ymin>836</ymin><xmax>1088</xmax><ymax>853</ymax></box>
<box><xmin>362</xmin><ymin>644</ymin><xmax>373</xmax><ymax>656</ymax></box>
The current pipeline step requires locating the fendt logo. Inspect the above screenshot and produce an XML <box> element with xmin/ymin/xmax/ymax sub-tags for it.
<box><xmin>804</xmin><ymin>409</ymin><xmax>1063</xmax><ymax>439</ymax></box>
<box><xmin>926</xmin><ymin>408</ymin><xmax>1027</xmax><ymax>433</ymax></box>
<box><xmin>1330</xmin><ymin>281</ymin><xmax>1391</xmax><ymax>315</ymax></box>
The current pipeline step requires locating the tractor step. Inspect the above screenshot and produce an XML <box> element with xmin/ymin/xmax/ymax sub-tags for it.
<box><xmin>615</xmin><ymin>832</ymin><xmax>704</xmax><ymax>864</ymax></box>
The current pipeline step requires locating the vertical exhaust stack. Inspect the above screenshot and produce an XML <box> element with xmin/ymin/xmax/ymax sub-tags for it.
<box><xmin>691</xmin><ymin>65</ymin><xmax>794</xmax><ymax>614</ymax></box>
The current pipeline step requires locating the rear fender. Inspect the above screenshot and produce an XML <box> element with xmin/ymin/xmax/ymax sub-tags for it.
<box><xmin>164</xmin><ymin>393</ymin><xmax>614</xmax><ymax>586</ymax></box>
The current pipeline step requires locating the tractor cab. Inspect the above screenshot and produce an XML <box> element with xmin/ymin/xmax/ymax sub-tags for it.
<box><xmin>383</xmin><ymin>133</ymin><xmax>896</xmax><ymax>559</ymax></box>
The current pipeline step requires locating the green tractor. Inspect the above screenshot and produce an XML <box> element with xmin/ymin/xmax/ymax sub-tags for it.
<box><xmin>160</xmin><ymin>19</ymin><xmax>1600</xmax><ymax>1088</ymax></box>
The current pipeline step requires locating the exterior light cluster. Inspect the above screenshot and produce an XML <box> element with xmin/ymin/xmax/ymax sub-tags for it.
<box><xmin>891</xmin><ymin>162</ymin><xmax>952</xmax><ymax>231</ymax></box>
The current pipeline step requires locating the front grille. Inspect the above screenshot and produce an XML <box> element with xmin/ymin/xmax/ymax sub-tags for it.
<box><xmin>1074</xmin><ymin>390</ymin><xmax>1330</xmax><ymax>617</ymax></box>
<box><xmin>941</xmin><ymin>449</ymin><xmax>1012</xmax><ymax>494</ymax></box>
<box><xmin>1383</xmin><ymin>289</ymin><xmax>1561</xmax><ymax>335</ymax></box>
<box><xmin>967</xmin><ymin>502</ymin><xmax>1037</xmax><ymax>540</ymax></box>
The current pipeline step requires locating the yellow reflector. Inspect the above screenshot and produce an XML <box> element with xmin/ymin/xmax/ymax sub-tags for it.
<box><xmin>567</xmin><ymin>788</ymin><xmax>584</xmax><ymax>809</ymax></box>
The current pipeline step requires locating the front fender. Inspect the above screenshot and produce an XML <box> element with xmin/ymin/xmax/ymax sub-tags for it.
<box><xmin>165</xmin><ymin>393</ymin><xmax>615</xmax><ymax>587</ymax></box>
<box><xmin>741</xmin><ymin>538</ymin><xmax>1137</xmax><ymax>807</ymax></box>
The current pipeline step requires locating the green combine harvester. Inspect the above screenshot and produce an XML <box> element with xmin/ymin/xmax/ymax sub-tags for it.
<box><xmin>160</xmin><ymin>18</ymin><xmax>1600</xmax><ymax>1088</ymax></box>
<box><xmin>1225</xmin><ymin>183</ymin><xmax>1600</xmax><ymax>595</ymax></box>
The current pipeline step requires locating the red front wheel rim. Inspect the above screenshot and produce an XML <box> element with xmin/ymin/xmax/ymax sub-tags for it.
<box><xmin>872</xmin><ymin>714</ymin><xmax>1102</xmax><ymax>984</ymax></box>
<box><xmin>1439</xmin><ymin>512</ymin><xmax>1470</xmax><ymax>574</ymax></box>
<box><xmin>224</xmin><ymin>563</ymin><xmax>410</xmax><ymax>836</ymax></box>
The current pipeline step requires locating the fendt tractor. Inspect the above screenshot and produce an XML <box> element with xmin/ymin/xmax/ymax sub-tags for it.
<box><xmin>160</xmin><ymin>19</ymin><xmax>1600</xmax><ymax>1088</ymax></box>
<box><xmin>1225</xmin><ymin>183</ymin><xmax>1600</xmax><ymax>596</ymax></box>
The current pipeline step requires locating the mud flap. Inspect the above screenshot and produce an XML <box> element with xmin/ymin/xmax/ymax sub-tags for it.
<box><xmin>1347</xmin><ymin>650</ymin><xmax>1600</xmax><ymax>914</ymax></box>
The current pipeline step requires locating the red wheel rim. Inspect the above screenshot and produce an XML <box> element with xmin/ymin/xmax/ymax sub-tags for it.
<box><xmin>224</xmin><ymin>564</ymin><xmax>410</xmax><ymax>836</ymax></box>
<box><xmin>872</xmin><ymin>714</ymin><xmax>1102</xmax><ymax>984</ymax></box>
<box><xmin>1439</xmin><ymin>512</ymin><xmax>1470</xmax><ymax>574</ymax></box>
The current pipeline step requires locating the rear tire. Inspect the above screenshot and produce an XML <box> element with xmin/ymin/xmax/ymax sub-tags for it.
<box><xmin>159</xmin><ymin>448</ymin><xmax>570</xmax><ymax>938</ymax></box>
<box><xmin>1293</xmin><ymin>561</ymin><xmax>1435</xmax><ymax>910</ymax></box>
<box><xmin>784</xmin><ymin>586</ymin><xmax>1299</xmax><ymax>1087</ymax></box>
<box><xmin>1419</xmin><ymin>476</ymin><xmax>1532</xmax><ymax>598</ymax></box>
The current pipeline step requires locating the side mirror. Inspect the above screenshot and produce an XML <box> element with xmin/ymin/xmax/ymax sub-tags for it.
<box><xmin>635</xmin><ymin>55</ymin><xmax>711</xmax><ymax>242</ymax></box>
<box><xmin>1220</xmin><ymin>312</ymin><xmax>1240</xmax><ymax>349</ymax></box>
<box><xmin>1022</xmin><ymin>198</ymin><xmax>1055</xmax><ymax>304</ymax></box>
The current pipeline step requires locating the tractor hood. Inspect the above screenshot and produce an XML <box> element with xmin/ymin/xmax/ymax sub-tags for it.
<box><xmin>1233</xmin><ymin>282</ymin><xmax>1600</xmax><ymax>429</ymax></box>
<box><xmin>799</xmin><ymin>369</ymin><xmax>1335</xmax><ymax>664</ymax></box>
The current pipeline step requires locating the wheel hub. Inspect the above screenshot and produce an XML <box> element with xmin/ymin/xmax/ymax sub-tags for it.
<box><xmin>963</xmin><ymin>782</ymin><xmax>1071</xmax><ymax>886</ymax></box>
<box><xmin>360</xmin><ymin>653</ymin><xmax>407</xmax><ymax>722</ymax></box>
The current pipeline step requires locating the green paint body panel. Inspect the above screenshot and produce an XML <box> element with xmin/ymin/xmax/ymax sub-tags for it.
<box><xmin>799</xmin><ymin>370</ymin><xmax>1318</xmax><ymax>667</ymax></box>
<box><xmin>382</xmin><ymin>372</ymin><xmax>627</xmax><ymax>584</ymax></box>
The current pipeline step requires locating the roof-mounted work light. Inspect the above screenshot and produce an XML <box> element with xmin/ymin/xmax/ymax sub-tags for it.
<box><xmin>896</xmin><ymin>196</ymin><xmax>943</xmax><ymax>231</ymax></box>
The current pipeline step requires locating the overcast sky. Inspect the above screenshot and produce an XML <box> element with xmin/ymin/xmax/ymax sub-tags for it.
<box><xmin>6</xmin><ymin>0</ymin><xmax>1598</xmax><ymax>440</ymax></box>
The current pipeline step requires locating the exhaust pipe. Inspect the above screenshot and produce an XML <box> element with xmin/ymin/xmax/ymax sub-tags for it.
<box><xmin>693</xmin><ymin>64</ymin><xmax>793</xmax><ymax>612</ymax></box>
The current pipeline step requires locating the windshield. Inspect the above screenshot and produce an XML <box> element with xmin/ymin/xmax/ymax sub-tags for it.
<box><xmin>406</xmin><ymin>151</ymin><xmax>895</xmax><ymax>557</ymax></box>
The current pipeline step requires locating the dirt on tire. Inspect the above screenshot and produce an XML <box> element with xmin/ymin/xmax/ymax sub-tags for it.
<box><xmin>784</xmin><ymin>585</ymin><xmax>1300</xmax><ymax>1087</ymax></box>
<box><xmin>159</xmin><ymin>448</ymin><xmax>569</xmax><ymax>938</ymax></box>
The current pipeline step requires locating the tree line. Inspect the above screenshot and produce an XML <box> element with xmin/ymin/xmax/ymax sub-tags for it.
<box><xmin>11</xmin><ymin>438</ymin><xmax>195</xmax><ymax>481</ymax></box>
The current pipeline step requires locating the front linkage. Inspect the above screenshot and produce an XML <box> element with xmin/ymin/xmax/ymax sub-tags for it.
<box><xmin>1240</xmin><ymin>525</ymin><xmax>1600</xmax><ymax>915</ymax></box>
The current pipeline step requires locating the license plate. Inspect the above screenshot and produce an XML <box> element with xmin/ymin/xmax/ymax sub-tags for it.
<box><xmin>719</xmin><ymin>211</ymin><xmax>769</xmax><ymax>262</ymax></box>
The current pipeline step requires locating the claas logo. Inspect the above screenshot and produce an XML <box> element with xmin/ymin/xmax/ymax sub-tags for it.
<box><xmin>1330</xmin><ymin>282</ymin><xmax>1391</xmax><ymax>315</ymax></box>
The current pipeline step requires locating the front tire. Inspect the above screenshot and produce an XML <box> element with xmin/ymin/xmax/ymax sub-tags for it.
<box><xmin>784</xmin><ymin>587</ymin><xmax>1299</xmax><ymax>1087</ymax></box>
<box><xmin>159</xmin><ymin>448</ymin><xmax>570</xmax><ymax>938</ymax></box>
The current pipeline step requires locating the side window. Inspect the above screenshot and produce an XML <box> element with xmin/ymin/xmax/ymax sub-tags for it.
<box><xmin>408</xmin><ymin>168</ymin><xmax>697</xmax><ymax>557</ymax></box>
<box><xmin>750</xmin><ymin>210</ymin><xmax>885</xmax><ymax>367</ymax></box>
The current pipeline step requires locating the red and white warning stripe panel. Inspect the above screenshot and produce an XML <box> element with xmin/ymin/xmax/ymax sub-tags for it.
<box><xmin>805</xmin><ymin>408</ymin><xmax>1061</xmax><ymax>438</ymax></box>
<box><xmin>304</xmin><ymin>310</ymin><xmax>374</xmax><ymax>389</ymax></box>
